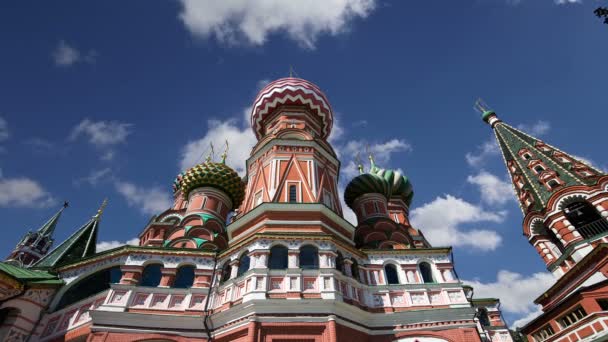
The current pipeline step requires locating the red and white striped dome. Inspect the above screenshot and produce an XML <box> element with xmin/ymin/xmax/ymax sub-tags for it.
<box><xmin>250</xmin><ymin>77</ymin><xmax>333</xmax><ymax>140</ymax></box>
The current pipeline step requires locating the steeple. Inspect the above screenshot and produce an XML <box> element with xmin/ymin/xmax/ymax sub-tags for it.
<box><xmin>34</xmin><ymin>200</ymin><xmax>105</xmax><ymax>269</ymax></box>
<box><xmin>479</xmin><ymin>104</ymin><xmax>603</xmax><ymax>215</ymax></box>
<box><xmin>6</xmin><ymin>202</ymin><xmax>68</xmax><ymax>267</ymax></box>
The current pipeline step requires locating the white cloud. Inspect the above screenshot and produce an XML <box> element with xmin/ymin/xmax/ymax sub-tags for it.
<box><xmin>410</xmin><ymin>195</ymin><xmax>505</xmax><ymax>251</ymax></box>
<box><xmin>554</xmin><ymin>0</ymin><xmax>581</xmax><ymax>4</ymax></box>
<box><xmin>464</xmin><ymin>270</ymin><xmax>554</xmax><ymax>327</ymax></box>
<box><xmin>70</xmin><ymin>119</ymin><xmax>132</xmax><ymax>146</ymax></box>
<box><xmin>339</xmin><ymin>139</ymin><xmax>412</xmax><ymax>179</ymax></box>
<box><xmin>517</xmin><ymin>120</ymin><xmax>550</xmax><ymax>136</ymax></box>
<box><xmin>74</xmin><ymin>168</ymin><xmax>112</xmax><ymax>186</ymax></box>
<box><xmin>114</xmin><ymin>181</ymin><xmax>172</xmax><ymax>215</ymax></box>
<box><xmin>178</xmin><ymin>0</ymin><xmax>377</xmax><ymax>49</ymax></box>
<box><xmin>0</xmin><ymin>117</ymin><xmax>8</xmax><ymax>142</ymax></box>
<box><xmin>0</xmin><ymin>175</ymin><xmax>55</xmax><ymax>208</ymax></box>
<box><xmin>52</xmin><ymin>40</ymin><xmax>97</xmax><ymax>66</ymax></box>
<box><xmin>179</xmin><ymin>118</ymin><xmax>256</xmax><ymax>175</ymax></box>
<box><xmin>512</xmin><ymin>307</ymin><xmax>544</xmax><ymax>328</ymax></box>
<box><xmin>467</xmin><ymin>170</ymin><xmax>515</xmax><ymax>206</ymax></box>
<box><xmin>465</xmin><ymin>139</ymin><xmax>499</xmax><ymax>167</ymax></box>
<box><xmin>96</xmin><ymin>238</ymin><xmax>139</xmax><ymax>252</ymax></box>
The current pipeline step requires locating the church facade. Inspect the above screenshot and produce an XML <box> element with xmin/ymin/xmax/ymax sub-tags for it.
<box><xmin>479</xmin><ymin>105</ymin><xmax>608</xmax><ymax>342</ymax></box>
<box><xmin>0</xmin><ymin>78</ymin><xmax>512</xmax><ymax>342</ymax></box>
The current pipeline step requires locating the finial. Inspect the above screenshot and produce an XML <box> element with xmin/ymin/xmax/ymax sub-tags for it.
<box><xmin>93</xmin><ymin>198</ymin><xmax>108</xmax><ymax>221</ymax></box>
<box><xmin>366</xmin><ymin>144</ymin><xmax>376</xmax><ymax>170</ymax></box>
<box><xmin>63</xmin><ymin>201</ymin><xmax>69</xmax><ymax>209</ymax></box>
<box><xmin>206</xmin><ymin>142</ymin><xmax>215</xmax><ymax>163</ymax></box>
<box><xmin>475</xmin><ymin>98</ymin><xmax>499</xmax><ymax>124</ymax></box>
<box><xmin>355</xmin><ymin>152</ymin><xmax>364</xmax><ymax>174</ymax></box>
<box><xmin>289</xmin><ymin>66</ymin><xmax>299</xmax><ymax>78</ymax></box>
<box><xmin>221</xmin><ymin>140</ymin><xmax>229</xmax><ymax>164</ymax></box>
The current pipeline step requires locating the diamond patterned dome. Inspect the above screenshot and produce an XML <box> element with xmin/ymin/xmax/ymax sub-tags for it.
<box><xmin>179</xmin><ymin>162</ymin><xmax>245</xmax><ymax>208</ymax></box>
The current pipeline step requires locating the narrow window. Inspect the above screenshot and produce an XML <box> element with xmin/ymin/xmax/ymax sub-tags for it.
<box><xmin>173</xmin><ymin>265</ymin><xmax>195</xmax><ymax>288</ymax></box>
<box><xmin>351</xmin><ymin>259</ymin><xmax>360</xmax><ymax>282</ymax></box>
<box><xmin>419</xmin><ymin>262</ymin><xmax>434</xmax><ymax>283</ymax></box>
<box><xmin>335</xmin><ymin>252</ymin><xmax>344</xmax><ymax>273</ymax></box>
<box><xmin>140</xmin><ymin>264</ymin><xmax>162</xmax><ymax>287</ymax></box>
<box><xmin>384</xmin><ymin>264</ymin><xmax>399</xmax><ymax>285</ymax></box>
<box><xmin>558</xmin><ymin>306</ymin><xmax>586</xmax><ymax>328</ymax></box>
<box><xmin>237</xmin><ymin>254</ymin><xmax>251</xmax><ymax>277</ymax></box>
<box><xmin>597</xmin><ymin>299</ymin><xmax>608</xmax><ymax>311</ymax></box>
<box><xmin>254</xmin><ymin>191</ymin><xmax>263</xmax><ymax>207</ymax></box>
<box><xmin>269</xmin><ymin>245</ymin><xmax>288</xmax><ymax>270</ymax></box>
<box><xmin>523</xmin><ymin>153</ymin><xmax>532</xmax><ymax>160</ymax></box>
<box><xmin>220</xmin><ymin>263</ymin><xmax>232</xmax><ymax>283</ymax></box>
<box><xmin>547</xmin><ymin>179</ymin><xmax>560</xmax><ymax>190</ymax></box>
<box><xmin>299</xmin><ymin>245</ymin><xmax>319</xmax><ymax>269</ymax></box>
<box><xmin>534</xmin><ymin>165</ymin><xmax>545</xmax><ymax>174</ymax></box>
<box><xmin>289</xmin><ymin>185</ymin><xmax>297</xmax><ymax>203</ymax></box>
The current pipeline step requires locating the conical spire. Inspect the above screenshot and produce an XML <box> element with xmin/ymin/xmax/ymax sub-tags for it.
<box><xmin>481</xmin><ymin>108</ymin><xmax>604</xmax><ymax>215</ymax></box>
<box><xmin>34</xmin><ymin>200</ymin><xmax>105</xmax><ymax>269</ymax></box>
<box><xmin>37</xmin><ymin>201</ymin><xmax>68</xmax><ymax>237</ymax></box>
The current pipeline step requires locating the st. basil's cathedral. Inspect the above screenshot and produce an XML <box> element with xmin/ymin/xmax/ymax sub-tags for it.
<box><xmin>0</xmin><ymin>77</ymin><xmax>604</xmax><ymax>342</ymax></box>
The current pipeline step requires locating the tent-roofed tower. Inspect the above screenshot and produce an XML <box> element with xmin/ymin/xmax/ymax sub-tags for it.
<box><xmin>6</xmin><ymin>202</ymin><xmax>69</xmax><ymax>267</ymax></box>
<box><xmin>34</xmin><ymin>200</ymin><xmax>106</xmax><ymax>269</ymax></box>
<box><xmin>479</xmin><ymin>100</ymin><xmax>608</xmax><ymax>342</ymax></box>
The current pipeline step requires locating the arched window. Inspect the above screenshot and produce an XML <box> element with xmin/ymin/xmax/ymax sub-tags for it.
<box><xmin>289</xmin><ymin>185</ymin><xmax>298</xmax><ymax>203</ymax></box>
<box><xmin>56</xmin><ymin>266</ymin><xmax>122</xmax><ymax>310</ymax></box>
<box><xmin>299</xmin><ymin>245</ymin><xmax>319</xmax><ymax>269</ymax></box>
<box><xmin>351</xmin><ymin>259</ymin><xmax>360</xmax><ymax>282</ymax></box>
<box><xmin>141</xmin><ymin>264</ymin><xmax>163</xmax><ymax>287</ymax></box>
<box><xmin>564</xmin><ymin>201</ymin><xmax>608</xmax><ymax>239</ymax></box>
<box><xmin>269</xmin><ymin>245</ymin><xmax>288</xmax><ymax>270</ymax></box>
<box><xmin>419</xmin><ymin>262</ymin><xmax>434</xmax><ymax>283</ymax></box>
<box><xmin>173</xmin><ymin>265</ymin><xmax>195</xmax><ymax>288</ymax></box>
<box><xmin>220</xmin><ymin>263</ymin><xmax>232</xmax><ymax>283</ymax></box>
<box><xmin>237</xmin><ymin>253</ymin><xmax>251</xmax><ymax>277</ymax></box>
<box><xmin>384</xmin><ymin>264</ymin><xmax>400</xmax><ymax>285</ymax></box>
<box><xmin>335</xmin><ymin>252</ymin><xmax>344</xmax><ymax>273</ymax></box>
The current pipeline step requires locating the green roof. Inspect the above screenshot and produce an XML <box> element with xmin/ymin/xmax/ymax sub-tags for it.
<box><xmin>34</xmin><ymin>216</ymin><xmax>99</xmax><ymax>269</ymax></box>
<box><xmin>0</xmin><ymin>262</ymin><xmax>62</xmax><ymax>285</ymax></box>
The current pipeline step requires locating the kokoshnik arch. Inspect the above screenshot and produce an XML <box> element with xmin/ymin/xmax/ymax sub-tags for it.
<box><xmin>0</xmin><ymin>78</ymin><xmax>513</xmax><ymax>342</ymax></box>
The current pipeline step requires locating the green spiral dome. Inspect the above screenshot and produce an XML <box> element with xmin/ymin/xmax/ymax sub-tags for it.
<box><xmin>344</xmin><ymin>173</ymin><xmax>391</xmax><ymax>209</ymax></box>
<box><xmin>179</xmin><ymin>162</ymin><xmax>245</xmax><ymax>208</ymax></box>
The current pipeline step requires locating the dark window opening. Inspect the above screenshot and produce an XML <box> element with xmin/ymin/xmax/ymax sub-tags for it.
<box><xmin>237</xmin><ymin>254</ymin><xmax>251</xmax><ymax>277</ymax></box>
<box><xmin>269</xmin><ymin>245</ymin><xmax>288</xmax><ymax>270</ymax></box>
<box><xmin>534</xmin><ymin>165</ymin><xmax>545</xmax><ymax>173</ymax></box>
<box><xmin>564</xmin><ymin>201</ymin><xmax>608</xmax><ymax>239</ymax></box>
<box><xmin>351</xmin><ymin>259</ymin><xmax>360</xmax><ymax>282</ymax></box>
<box><xmin>289</xmin><ymin>185</ymin><xmax>297</xmax><ymax>203</ymax></box>
<box><xmin>419</xmin><ymin>262</ymin><xmax>434</xmax><ymax>283</ymax></box>
<box><xmin>597</xmin><ymin>299</ymin><xmax>608</xmax><ymax>311</ymax></box>
<box><xmin>220</xmin><ymin>263</ymin><xmax>232</xmax><ymax>283</ymax></box>
<box><xmin>140</xmin><ymin>264</ymin><xmax>162</xmax><ymax>287</ymax></box>
<box><xmin>335</xmin><ymin>252</ymin><xmax>344</xmax><ymax>273</ymax></box>
<box><xmin>547</xmin><ymin>179</ymin><xmax>560</xmax><ymax>189</ymax></box>
<box><xmin>384</xmin><ymin>264</ymin><xmax>400</xmax><ymax>285</ymax></box>
<box><xmin>478</xmin><ymin>308</ymin><xmax>491</xmax><ymax>326</ymax></box>
<box><xmin>558</xmin><ymin>306</ymin><xmax>586</xmax><ymax>328</ymax></box>
<box><xmin>57</xmin><ymin>266</ymin><xmax>122</xmax><ymax>310</ymax></box>
<box><xmin>299</xmin><ymin>245</ymin><xmax>319</xmax><ymax>269</ymax></box>
<box><xmin>173</xmin><ymin>265</ymin><xmax>195</xmax><ymax>288</ymax></box>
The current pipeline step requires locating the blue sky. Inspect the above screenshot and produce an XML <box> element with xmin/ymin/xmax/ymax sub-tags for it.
<box><xmin>1</xmin><ymin>0</ymin><xmax>606</xmax><ymax>327</ymax></box>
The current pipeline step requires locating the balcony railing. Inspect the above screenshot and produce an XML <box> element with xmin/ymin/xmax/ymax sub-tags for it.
<box><xmin>577</xmin><ymin>219</ymin><xmax>608</xmax><ymax>240</ymax></box>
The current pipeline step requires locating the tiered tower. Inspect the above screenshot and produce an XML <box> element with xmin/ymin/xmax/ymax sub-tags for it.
<box><xmin>480</xmin><ymin>102</ymin><xmax>608</xmax><ymax>342</ymax></box>
<box><xmin>5</xmin><ymin>202</ymin><xmax>68</xmax><ymax>267</ymax></box>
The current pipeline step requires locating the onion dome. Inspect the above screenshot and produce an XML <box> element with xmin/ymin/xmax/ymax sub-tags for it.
<box><xmin>370</xmin><ymin>168</ymin><xmax>414</xmax><ymax>206</ymax></box>
<box><xmin>179</xmin><ymin>161</ymin><xmax>245</xmax><ymax>208</ymax></box>
<box><xmin>344</xmin><ymin>172</ymin><xmax>391</xmax><ymax>210</ymax></box>
<box><xmin>172</xmin><ymin>172</ymin><xmax>184</xmax><ymax>194</ymax></box>
<box><xmin>251</xmin><ymin>77</ymin><xmax>333</xmax><ymax>140</ymax></box>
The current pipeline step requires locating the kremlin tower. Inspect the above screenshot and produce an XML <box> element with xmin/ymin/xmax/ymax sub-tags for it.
<box><xmin>0</xmin><ymin>78</ymin><xmax>513</xmax><ymax>342</ymax></box>
<box><xmin>478</xmin><ymin>100</ymin><xmax>608</xmax><ymax>342</ymax></box>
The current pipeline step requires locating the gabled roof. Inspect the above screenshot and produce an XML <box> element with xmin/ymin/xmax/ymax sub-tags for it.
<box><xmin>34</xmin><ymin>201</ymin><xmax>106</xmax><ymax>269</ymax></box>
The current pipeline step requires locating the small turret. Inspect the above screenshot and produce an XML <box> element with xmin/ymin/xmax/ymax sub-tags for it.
<box><xmin>6</xmin><ymin>202</ymin><xmax>68</xmax><ymax>267</ymax></box>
